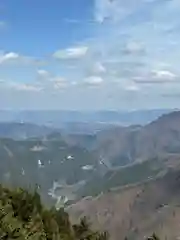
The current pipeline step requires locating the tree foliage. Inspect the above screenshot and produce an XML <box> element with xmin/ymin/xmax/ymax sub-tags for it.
<box><xmin>0</xmin><ymin>185</ymin><xmax>108</xmax><ymax>240</ymax></box>
<box><xmin>0</xmin><ymin>184</ymin><xmax>161</xmax><ymax>240</ymax></box>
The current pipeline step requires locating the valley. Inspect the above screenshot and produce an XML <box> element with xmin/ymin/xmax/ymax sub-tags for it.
<box><xmin>0</xmin><ymin>110</ymin><xmax>180</xmax><ymax>208</ymax></box>
<box><xmin>1</xmin><ymin>109</ymin><xmax>180</xmax><ymax>239</ymax></box>
<box><xmin>3</xmin><ymin>1</ymin><xmax>180</xmax><ymax>238</ymax></box>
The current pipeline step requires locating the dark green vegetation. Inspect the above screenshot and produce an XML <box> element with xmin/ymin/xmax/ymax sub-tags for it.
<box><xmin>0</xmin><ymin>185</ymin><xmax>109</xmax><ymax>240</ymax></box>
<box><xmin>0</xmin><ymin>136</ymin><xmax>98</xmax><ymax>206</ymax></box>
<box><xmin>78</xmin><ymin>159</ymin><xmax>164</xmax><ymax>197</ymax></box>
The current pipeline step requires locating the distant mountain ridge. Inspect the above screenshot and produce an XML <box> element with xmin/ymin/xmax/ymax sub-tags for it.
<box><xmin>0</xmin><ymin>110</ymin><xmax>180</xmax><ymax>207</ymax></box>
<box><xmin>93</xmin><ymin>110</ymin><xmax>180</xmax><ymax>167</ymax></box>
<box><xmin>0</xmin><ymin>122</ymin><xmax>57</xmax><ymax>139</ymax></box>
<box><xmin>0</xmin><ymin>109</ymin><xmax>174</xmax><ymax>129</ymax></box>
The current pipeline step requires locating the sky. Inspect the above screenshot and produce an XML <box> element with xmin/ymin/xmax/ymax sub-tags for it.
<box><xmin>1</xmin><ymin>0</ymin><xmax>180</xmax><ymax>110</ymax></box>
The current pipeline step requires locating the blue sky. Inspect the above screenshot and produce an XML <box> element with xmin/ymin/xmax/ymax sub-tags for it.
<box><xmin>1</xmin><ymin>0</ymin><xmax>180</xmax><ymax>110</ymax></box>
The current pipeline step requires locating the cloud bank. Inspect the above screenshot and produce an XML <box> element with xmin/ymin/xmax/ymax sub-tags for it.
<box><xmin>1</xmin><ymin>0</ymin><xmax>180</xmax><ymax>109</ymax></box>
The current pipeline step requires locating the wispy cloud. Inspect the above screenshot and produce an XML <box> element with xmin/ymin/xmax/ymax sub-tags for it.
<box><xmin>36</xmin><ymin>69</ymin><xmax>69</xmax><ymax>90</ymax></box>
<box><xmin>13</xmin><ymin>83</ymin><xmax>42</xmax><ymax>92</ymax></box>
<box><xmin>133</xmin><ymin>70</ymin><xmax>179</xmax><ymax>84</ymax></box>
<box><xmin>2</xmin><ymin>0</ymin><xmax>180</xmax><ymax>109</ymax></box>
<box><xmin>83</xmin><ymin>76</ymin><xmax>104</xmax><ymax>87</ymax></box>
<box><xmin>53</xmin><ymin>46</ymin><xmax>88</xmax><ymax>60</ymax></box>
<box><xmin>124</xmin><ymin>84</ymin><xmax>140</xmax><ymax>92</ymax></box>
<box><xmin>37</xmin><ymin>69</ymin><xmax>51</xmax><ymax>81</ymax></box>
<box><xmin>0</xmin><ymin>80</ymin><xmax>42</xmax><ymax>92</ymax></box>
<box><xmin>94</xmin><ymin>0</ymin><xmax>158</xmax><ymax>23</ymax></box>
<box><xmin>0</xmin><ymin>52</ymin><xmax>19</xmax><ymax>64</ymax></box>
<box><xmin>0</xmin><ymin>51</ymin><xmax>45</xmax><ymax>66</ymax></box>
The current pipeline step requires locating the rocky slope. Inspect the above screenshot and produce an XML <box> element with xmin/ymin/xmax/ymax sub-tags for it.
<box><xmin>68</xmin><ymin>168</ymin><xmax>180</xmax><ymax>240</ymax></box>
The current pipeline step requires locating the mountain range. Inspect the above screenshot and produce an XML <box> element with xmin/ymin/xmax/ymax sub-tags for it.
<box><xmin>0</xmin><ymin>122</ymin><xmax>56</xmax><ymax>139</ymax></box>
<box><xmin>92</xmin><ymin>110</ymin><xmax>180</xmax><ymax>167</ymax></box>
<box><xmin>1</xmin><ymin>110</ymin><xmax>180</xmax><ymax>210</ymax></box>
<box><xmin>65</xmin><ymin>110</ymin><xmax>180</xmax><ymax>240</ymax></box>
<box><xmin>0</xmin><ymin>109</ymin><xmax>173</xmax><ymax>133</ymax></box>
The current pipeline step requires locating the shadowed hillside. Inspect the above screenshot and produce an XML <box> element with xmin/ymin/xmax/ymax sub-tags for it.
<box><xmin>94</xmin><ymin>111</ymin><xmax>180</xmax><ymax>167</ymax></box>
<box><xmin>0</xmin><ymin>136</ymin><xmax>98</xmax><ymax>206</ymax></box>
<box><xmin>68</xmin><ymin>169</ymin><xmax>180</xmax><ymax>240</ymax></box>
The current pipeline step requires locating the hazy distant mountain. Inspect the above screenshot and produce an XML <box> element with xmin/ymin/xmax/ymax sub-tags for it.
<box><xmin>0</xmin><ymin>109</ymin><xmax>174</xmax><ymax>131</ymax></box>
<box><xmin>0</xmin><ymin>122</ymin><xmax>56</xmax><ymax>139</ymax></box>
<box><xmin>93</xmin><ymin>110</ymin><xmax>180</xmax><ymax>167</ymax></box>
<box><xmin>1</xmin><ymin>110</ymin><xmax>180</xmax><ymax>206</ymax></box>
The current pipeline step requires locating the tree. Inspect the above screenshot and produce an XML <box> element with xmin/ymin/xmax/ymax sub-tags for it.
<box><xmin>0</xmin><ymin>185</ymin><xmax>109</xmax><ymax>240</ymax></box>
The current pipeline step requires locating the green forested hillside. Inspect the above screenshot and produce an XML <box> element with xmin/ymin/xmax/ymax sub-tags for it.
<box><xmin>78</xmin><ymin>159</ymin><xmax>164</xmax><ymax>197</ymax></box>
<box><xmin>0</xmin><ymin>185</ymin><xmax>109</xmax><ymax>240</ymax></box>
<box><xmin>0</xmin><ymin>137</ymin><xmax>98</xmax><ymax>205</ymax></box>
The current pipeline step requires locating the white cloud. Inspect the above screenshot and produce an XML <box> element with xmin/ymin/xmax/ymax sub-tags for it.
<box><xmin>13</xmin><ymin>83</ymin><xmax>42</xmax><ymax>92</ymax></box>
<box><xmin>83</xmin><ymin>61</ymin><xmax>107</xmax><ymax>76</ymax></box>
<box><xmin>124</xmin><ymin>41</ymin><xmax>145</xmax><ymax>54</ymax></box>
<box><xmin>0</xmin><ymin>51</ymin><xmax>44</xmax><ymax>66</ymax></box>
<box><xmin>95</xmin><ymin>0</ymin><xmax>115</xmax><ymax>23</ymax></box>
<box><xmin>133</xmin><ymin>70</ymin><xmax>179</xmax><ymax>84</ymax></box>
<box><xmin>124</xmin><ymin>84</ymin><xmax>140</xmax><ymax>92</ymax></box>
<box><xmin>152</xmin><ymin>70</ymin><xmax>177</xmax><ymax>81</ymax></box>
<box><xmin>83</xmin><ymin>76</ymin><xmax>104</xmax><ymax>86</ymax></box>
<box><xmin>0</xmin><ymin>80</ymin><xmax>42</xmax><ymax>92</ymax></box>
<box><xmin>0</xmin><ymin>52</ymin><xmax>19</xmax><ymax>64</ymax></box>
<box><xmin>93</xmin><ymin>62</ymin><xmax>106</xmax><ymax>73</ymax></box>
<box><xmin>2</xmin><ymin>0</ymin><xmax>180</xmax><ymax>109</ymax></box>
<box><xmin>37</xmin><ymin>69</ymin><xmax>49</xmax><ymax>77</ymax></box>
<box><xmin>36</xmin><ymin>69</ymin><xmax>69</xmax><ymax>90</ymax></box>
<box><xmin>53</xmin><ymin>46</ymin><xmax>88</xmax><ymax>60</ymax></box>
<box><xmin>51</xmin><ymin>77</ymin><xmax>68</xmax><ymax>89</ymax></box>
<box><xmin>94</xmin><ymin>0</ymin><xmax>149</xmax><ymax>23</ymax></box>
<box><xmin>37</xmin><ymin>69</ymin><xmax>51</xmax><ymax>81</ymax></box>
<box><xmin>48</xmin><ymin>0</ymin><xmax>180</xmax><ymax>105</ymax></box>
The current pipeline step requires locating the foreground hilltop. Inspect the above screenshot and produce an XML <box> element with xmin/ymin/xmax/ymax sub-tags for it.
<box><xmin>0</xmin><ymin>185</ymin><xmax>108</xmax><ymax>240</ymax></box>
